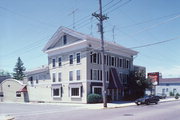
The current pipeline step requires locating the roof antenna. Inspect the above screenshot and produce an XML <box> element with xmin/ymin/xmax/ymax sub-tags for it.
<box><xmin>69</xmin><ymin>8</ymin><xmax>78</xmax><ymax>29</ymax></box>
<box><xmin>112</xmin><ymin>25</ymin><xmax>116</xmax><ymax>43</ymax></box>
<box><xmin>90</xmin><ymin>17</ymin><xmax>93</xmax><ymax>36</ymax></box>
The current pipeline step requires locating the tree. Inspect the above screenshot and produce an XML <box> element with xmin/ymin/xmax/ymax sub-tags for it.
<box><xmin>13</xmin><ymin>57</ymin><xmax>26</xmax><ymax>80</ymax></box>
<box><xmin>127</xmin><ymin>69</ymin><xmax>153</xmax><ymax>100</ymax></box>
<box><xmin>0</xmin><ymin>69</ymin><xmax>11</xmax><ymax>77</ymax></box>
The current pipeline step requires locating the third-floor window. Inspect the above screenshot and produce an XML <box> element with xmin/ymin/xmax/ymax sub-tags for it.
<box><xmin>69</xmin><ymin>55</ymin><xmax>73</xmax><ymax>64</ymax></box>
<box><xmin>58</xmin><ymin>57</ymin><xmax>62</xmax><ymax>67</ymax></box>
<box><xmin>76</xmin><ymin>53</ymin><xmax>81</xmax><ymax>63</ymax></box>
<box><xmin>52</xmin><ymin>58</ymin><xmax>56</xmax><ymax>68</ymax></box>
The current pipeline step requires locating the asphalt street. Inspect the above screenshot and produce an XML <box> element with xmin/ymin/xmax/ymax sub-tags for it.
<box><xmin>0</xmin><ymin>100</ymin><xmax>180</xmax><ymax>120</ymax></box>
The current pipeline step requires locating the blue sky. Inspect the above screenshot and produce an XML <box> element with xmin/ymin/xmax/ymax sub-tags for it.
<box><xmin>0</xmin><ymin>0</ymin><xmax>180</xmax><ymax>78</ymax></box>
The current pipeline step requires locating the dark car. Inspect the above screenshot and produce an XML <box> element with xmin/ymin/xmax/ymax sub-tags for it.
<box><xmin>135</xmin><ymin>95</ymin><xmax>159</xmax><ymax>105</ymax></box>
<box><xmin>156</xmin><ymin>93</ymin><xmax>167</xmax><ymax>99</ymax></box>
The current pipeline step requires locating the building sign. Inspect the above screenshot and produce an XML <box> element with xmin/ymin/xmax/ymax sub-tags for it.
<box><xmin>148</xmin><ymin>72</ymin><xmax>159</xmax><ymax>86</ymax></box>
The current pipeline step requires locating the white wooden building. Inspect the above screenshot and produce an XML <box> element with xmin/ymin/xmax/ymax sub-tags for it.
<box><xmin>26</xmin><ymin>27</ymin><xmax>138</xmax><ymax>103</ymax></box>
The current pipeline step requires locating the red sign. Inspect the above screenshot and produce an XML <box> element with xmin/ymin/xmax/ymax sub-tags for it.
<box><xmin>148</xmin><ymin>72</ymin><xmax>159</xmax><ymax>85</ymax></box>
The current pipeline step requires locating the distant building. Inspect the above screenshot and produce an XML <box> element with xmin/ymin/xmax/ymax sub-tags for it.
<box><xmin>156</xmin><ymin>77</ymin><xmax>180</xmax><ymax>96</ymax></box>
<box><xmin>0</xmin><ymin>76</ymin><xmax>11</xmax><ymax>101</ymax></box>
<box><xmin>25</xmin><ymin>26</ymin><xmax>141</xmax><ymax>103</ymax></box>
<box><xmin>0</xmin><ymin>79</ymin><xmax>29</xmax><ymax>102</ymax></box>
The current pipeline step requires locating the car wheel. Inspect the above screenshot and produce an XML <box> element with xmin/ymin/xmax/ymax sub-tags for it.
<box><xmin>136</xmin><ymin>102</ymin><xmax>141</xmax><ymax>105</ymax></box>
<box><xmin>146</xmin><ymin>101</ymin><xmax>150</xmax><ymax>105</ymax></box>
<box><xmin>155</xmin><ymin>101</ymin><xmax>158</xmax><ymax>104</ymax></box>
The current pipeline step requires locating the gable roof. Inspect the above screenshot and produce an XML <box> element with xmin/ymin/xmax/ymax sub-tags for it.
<box><xmin>42</xmin><ymin>26</ymin><xmax>138</xmax><ymax>56</ymax></box>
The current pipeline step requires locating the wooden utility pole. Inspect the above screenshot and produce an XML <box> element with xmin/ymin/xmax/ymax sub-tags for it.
<box><xmin>92</xmin><ymin>0</ymin><xmax>108</xmax><ymax>108</ymax></box>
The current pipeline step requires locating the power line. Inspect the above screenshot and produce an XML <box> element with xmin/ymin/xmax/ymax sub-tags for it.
<box><xmin>118</xmin><ymin>11</ymin><xmax>180</xmax><ymax>28</ymax></box>
<box><xmin>130</xmin><ymin>36</ymin><xmax>180</xmax><ymax>49</ymax></box>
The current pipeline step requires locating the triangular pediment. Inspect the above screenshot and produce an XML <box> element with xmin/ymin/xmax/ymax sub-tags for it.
<box><xmin>42</xmin><ymin>27</ymin><xmax>87</xmax><ymax>52</ymax></box>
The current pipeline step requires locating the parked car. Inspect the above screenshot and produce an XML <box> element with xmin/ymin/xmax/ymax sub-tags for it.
<box><xmin>156</xmin><ymin>93</ymin><xmax>167</xmax><ymax>99</ymax></box>
<box><xmin>135</xmin><ymin>95</ymin><xmax>159</xmax><ymax>105</ymax></box>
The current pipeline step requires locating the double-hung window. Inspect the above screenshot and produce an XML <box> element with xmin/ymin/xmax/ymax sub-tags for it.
<box><xmin>76</xmin><ymin>70</ymin><xmax>80</xmax><ymax>80</ymax></box>
<box><xmin>58</xmin><ymin>57</ymin><xmax>62</xmax><ymax>67</ymax></box>
<box><xmin>52</xmin><ymin>58</ymin><xmax>56</xmax><ymax>68</ymax></box>
<box><xmin>69</xmin><ymin>71</ymin><xmax>73</xmax><ymax>81</ymax></box>
<box><xmin>58</xmin><ymin>72</ymin><xmax>62</xmax><ymax>82</ymax></box>
<box><xmin>52</xmin><ymin>73</ymin><xmax>56</xmax><ymax>82</ymax></box>
<box><xmin>76</xmin><ymin>53</ymin><xmax>81</xmax><ymax>63</ymax></box>
<box><xmin>69</xmin><ymin>55</ymin><xmax>73</xmax><ymax>65</ymax></box>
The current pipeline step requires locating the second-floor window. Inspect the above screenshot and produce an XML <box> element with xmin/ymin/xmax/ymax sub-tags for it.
<box><xmin>76</xmin><ymin>53</ymin><xmax>81</xmax><ymax>63</ymax></box>
<box><xmin>69</xmin><ymin>55</ymin><xmax>73</xmax><ymax>64</ymax></box>
<box><xmin>58</xmin><ymin>72</ymin><xmax>62</xmax><ymax>82</ymax></box>
<box><xmin>53</xmin><ymin>73</ymin><xmax>56</xmax><ymax>82</ymax></box>
<box><xmin>52</xmin><ymin>58</ymin><xmax>56</xmax><ymax>68</ymax></box>
<box><xmin>76</xmin><ymin>70</ymin><xmax>80</xmax><ymax>80</ymax></box>
<box><xmin>69</xmin><ymin>71</ymin><xmax>73</xmax><ymax>81</ymax></box>
<box><xmin>58</xmin><ymin>57</ymin><xmax>62</xmax><ymax>67</ymax></box>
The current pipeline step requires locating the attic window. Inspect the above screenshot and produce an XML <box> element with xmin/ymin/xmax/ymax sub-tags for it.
<box><xmin>63</xmin><ymin>35</ymin><xmax>67</xmax><ymax>45</ymax></box>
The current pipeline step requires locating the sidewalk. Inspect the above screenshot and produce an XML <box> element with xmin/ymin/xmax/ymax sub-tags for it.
<box><xmin>79</xmin><ymin>97</ymin><xmax>180</xmax><ymax>109</ymax></box>
<box><xmin>1</xmin><ymin>97</ymin><xmax>179</xmax><ymax>110</ymax></box>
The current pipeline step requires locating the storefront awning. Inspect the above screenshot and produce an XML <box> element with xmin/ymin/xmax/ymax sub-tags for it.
<box><xmin>69</xmin><ymin>82</ymin><xmax>82</xmax><ymax>87</ymax></box>
<box><xmin>108</xmin><ymin>68</ymin><xmax>123</xmax><ymax>89</ymax></box>
<box><xmin>51</xmin><ymin>84</ymin><xmax>62</xmax><ymax>88</ymax></box>
<box><xmin>17</xmin><ymin>85</ymin><xmax>27</xmax><ymax>92</ymax></box>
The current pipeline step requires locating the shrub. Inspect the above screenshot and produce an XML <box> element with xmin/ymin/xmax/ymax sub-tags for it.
<box><xmin>169</xmin><ymin>91</ymin><xmax>174</xmax><ymax>96</ymax></box>
<box><xmin>175</xmin><ymin>93</ymin><xmax>180</xmax><ymax>99</ymax></box>
<box><xmin>87</xmin><ymin>94</ymin><xmax>102</xmax><ymax>103</ymax></box>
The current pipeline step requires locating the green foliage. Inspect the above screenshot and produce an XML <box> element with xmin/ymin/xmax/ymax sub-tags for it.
<box><xmin>87</xmin><ymin>94</ymin><xmax>102</xmax><ymax>103</ymax></box>
<box><xmin>13</xmin><ymin>57</ymin><xmax>26</xmax><ymax>80</ymax></box>
<box><xmin>175</xmin><ymin>93</ymin><xmax>180</xmax><ymax>99</ymax></box>
<box><xmin>169</xmin><ymin>91</ymin><xmax>174</xmax><ymax>96</ymax></box>
<box><xmin>0</xmin><ymin>69</ymin><xmax>11</xmax><ymax>77</ymax></box>
<box><xmin>127</xmin><ymin>69</ymin><xmax>151</xmax><ymax>100</ymax></box>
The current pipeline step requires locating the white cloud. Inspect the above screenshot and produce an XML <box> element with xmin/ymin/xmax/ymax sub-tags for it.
<box><xmin>147</xmin><ymin>65</ymin><xmax>180</xmax><ymax>78</ymax></box>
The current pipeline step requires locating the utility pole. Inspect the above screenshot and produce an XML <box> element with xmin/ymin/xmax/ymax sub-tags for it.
<box><xmin>92</xmin><ymin>0</ymin><xmax>109</xmax><ymax>108</ymax></box>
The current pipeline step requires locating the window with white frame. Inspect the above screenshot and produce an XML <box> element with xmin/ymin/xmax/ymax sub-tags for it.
<box><xmin>69</xmin><ymin>71</ymin><xmax>73</xmax><ymax>81</ymax></box>
<box><xmin>71</xmin><ymin>88</ymin><xmax>80</xmax><ymax>97</ymax></box>
<box><xmin>111</xmin><ymin>57</ymin><xmax>115</xmax><ymax>66</ymax></box>
<box><xmin>93</xmin><ymin>53</ymin><xmax>97</xmax><ymax>63</ymax></box>
<box><xmin>76</xmin><ymin>53</ymin><xmax>81</xmax><ymax>63</ymax></box>
<box><xmin>93</xmin><ymin>86</ymin><xmax>102</xmax><ymax>95</ymax></box>
<box><xmin>119</xmin><ymin>58</ymin><xmax>122</xmax><ymax>67</ymax></box>
<box><xmin>92</xmin><ymin>69</ymin><xmax>98</xmax><ymax>80</ymax></box>
<box><xmin>126</xmin><ymin>60</ymin><xmax>129</xmax><ymax>68</ymax></box>
<box><xmin>52</xmin><ymin>58</ymin><xmax>56</xmax><ymax>68</ymax></box>
<box><xmin>76</xmin><ymin>70</ymin><xmax>80</xmax><ymax>80</ymax></box>
<box><xmin>35</xmin><ymin>76</ymin><xmax>38</xmax><ymax>84</ymax></box>
<box><xmin>52</xmin><ymin>73</ymin><xmax>56</xmax><ymax>82</ymax></box>
<box><xmin>52</xmin><ymin>88</ymin><xmax>60</xmax><ymax>97</ymax></box>
<box><xmin>69</xmin><ymin>55</ymin><xmax>73</xmax><ymax>64</ymax></box>
<box><xmin>58</xmin><ymin>57</ymin><xmax>62</xmax><ymax>67</ymax></box>
<box><xmin>63</xmin><ymin>35</ymin><xmax>67</xmax><ymax>45</ymax></box>
<box><xmin>16</xmin><ymin>92</ymin><xmax>21</xmax><ymax>97</ymax></box>
<box><xmin>106</xmin><ymin>71</ymin><xmax>109</xmax><ymax>81</ymax></box>
<box><xmin>104</xmin><ymin>55</ymin><xmax>107</xmax><ymax>65</ymax></box>
<box><xmin>58</xmin><ymin>72</ymin><xmax>62</xmax><ymax>82</ymax></box>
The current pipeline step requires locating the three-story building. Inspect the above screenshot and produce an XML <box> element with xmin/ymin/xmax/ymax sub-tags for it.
<box><xmin>26</xmin><ymin>26</ymin><xmax>138</xmax><ymax>103</ymax></box>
